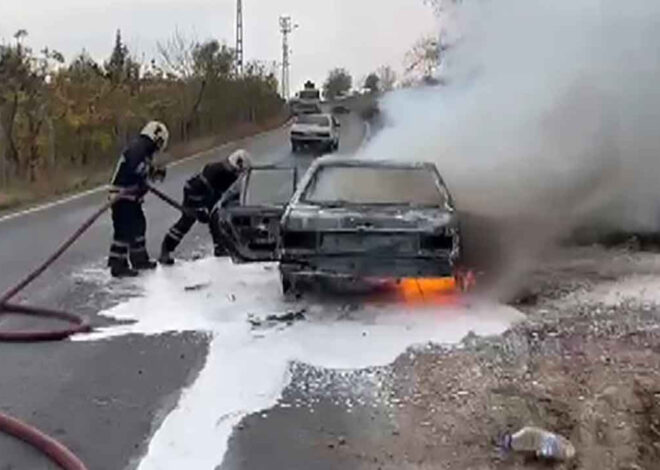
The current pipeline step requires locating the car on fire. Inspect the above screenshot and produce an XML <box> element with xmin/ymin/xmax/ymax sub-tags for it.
<box><xmin>290</xmin><ymin>113</ymin><xmax>340</xmax><ymax>153</ymax></box>
<box><xmin>278</xmin><ymin>158</ymin><xmax>461</xmax><ymax>293</ymax></box>
<box><xmin>213</xmin><ymin>158</ymin><xmax>461</xmax><ymax>295</ymax></box>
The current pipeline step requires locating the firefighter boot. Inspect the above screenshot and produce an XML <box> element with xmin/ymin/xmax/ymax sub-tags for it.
<box><xmin>130</xmin><ymin>236</ymin><xmax>157</xmax><ymax>270</ymax></box>
<box><xmin>214</xmin><ymin>243</ymin><xmax>228</xmax><ymax>257</ymax></box>
<box><xmin>159</xmin><ymin>242</ymin><xmax>175</xmax><ymax>266</ymax></box>
<box><xmin>109</xmin><ymin>258</ymin><xmax>139</xmax><ymax>278</ymax></box>
<box><xmin>130</xmin><ymin>250</ymin><xmax>157</xmax><ymax>270</ymax></box>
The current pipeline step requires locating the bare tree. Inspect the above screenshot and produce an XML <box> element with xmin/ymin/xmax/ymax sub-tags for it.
<box><xmin>405</xmin><ymin>36</ymin><xmax>441</xmax><ymax>78</ymax></box>
<box><xmin>157</xmin><ymin>30</ymin><xmax>196</xmax><ymax>80</ymax></box>
<box><xmin>377</xmin><ymin>65</ymin><xmax>397</xmax><ymax>91</ymax></box>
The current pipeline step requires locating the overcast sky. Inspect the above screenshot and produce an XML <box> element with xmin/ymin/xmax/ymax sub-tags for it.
<box><xmin>0</xmin><ymin>0</ymin><xmax>437</xmax><ymax>91</ymax></box>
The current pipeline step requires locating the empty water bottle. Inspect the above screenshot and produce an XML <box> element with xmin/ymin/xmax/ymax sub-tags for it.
<box><xmin>503</xmin><ymin>426</ymin><xmax>576</xmax><ymax>461</ymax></box>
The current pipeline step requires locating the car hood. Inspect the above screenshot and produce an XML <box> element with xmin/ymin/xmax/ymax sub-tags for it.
<box><xmin>283</xmin><ymin>204</ymin><xmax>456</xmax><ymax>232</ymax></box>
<box><xmin>291</xmin><ymin>123</ymin><xmax>329</xmax><ymax>133</ymax></box>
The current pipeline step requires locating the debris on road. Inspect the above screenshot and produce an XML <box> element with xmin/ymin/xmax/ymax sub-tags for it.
<box><xmin>503</xmin><ymin>426</ymin><xmax>576</xmax><ymax>461</ymax></box>
<box><xmin>184</xmin><ymin>283</ymin><xmax>211</xmax><ymax>292</ymax></box>
<box><xmin>248</xmin><ymin>309</ymin><xmax>307</xmax><ymax>328</ymax></box>
<box><xmin>266</xmin><ymin>309</ymin><xmax>306</xmax><ymax>323</ymax></box>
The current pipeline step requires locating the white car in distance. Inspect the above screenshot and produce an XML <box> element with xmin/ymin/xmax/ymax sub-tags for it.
<box><xmin>290</xmin><ymin>114</ymin><xmax>340</xmax><ymax>153</ymax></box>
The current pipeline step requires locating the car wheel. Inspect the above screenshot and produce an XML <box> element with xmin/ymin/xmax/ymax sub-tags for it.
<box><xmin>280</xmin><ymin>272</ymin><xmax>301</xmax><ymax>298</ymax></box>
<box><xmin>291</xmin><ymin>142</ymin><xmax>298</xmax><ymax>153</ymax></box>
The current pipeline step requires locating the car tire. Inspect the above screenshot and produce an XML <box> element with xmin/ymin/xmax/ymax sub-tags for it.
<box><xmin>280</xmin><ymin>272</ymin><xmax>300</xmax><ymax>297</ymax></box>
<box><xmin>291</xmin><ymin>142</ymin><xmax>298</xmax><ymax>153</ymax></box>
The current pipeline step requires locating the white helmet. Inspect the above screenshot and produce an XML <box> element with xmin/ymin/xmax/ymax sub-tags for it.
<box><xmin>227</xmin><ymin>149</ymin><xmax>252</xmax><ymax>172</ymax></box>
<box><xmin>141</xmin><ymin>121</ymin><xmax>170</xmax><ymax>151</ymax></box>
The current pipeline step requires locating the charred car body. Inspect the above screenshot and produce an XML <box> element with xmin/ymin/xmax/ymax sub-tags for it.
<box><xmin>213</xmin><ymin>158</ymin><xmax>461</xmax><ymax>294</ymax></box>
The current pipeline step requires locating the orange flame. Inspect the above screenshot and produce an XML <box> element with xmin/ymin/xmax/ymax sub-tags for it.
<box><xmin>397</xmin><ymin>277</ymin><xmax>460</xmax><ymax>305</ymax></box>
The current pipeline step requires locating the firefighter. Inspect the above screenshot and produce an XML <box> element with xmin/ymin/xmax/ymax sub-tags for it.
<box><xmin>158</xmin><ymin>149</ymin><xmax>252</xmax><ymax>265</ymax></box>
<box><xmin>108</xmin><ymin>121</ymin><xmax>169</xmax><ymax>278</ymax></box>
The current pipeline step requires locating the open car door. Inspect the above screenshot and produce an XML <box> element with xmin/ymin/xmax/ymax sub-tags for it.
<box><xmin>216</xmin><ymin>165</ymin><xmax>298</xmax><ymax>263</ymax></box>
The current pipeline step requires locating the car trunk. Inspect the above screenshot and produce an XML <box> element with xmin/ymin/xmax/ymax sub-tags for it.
<box><xmin>281</xmin><ymin>206</ymin><xmax>456</xmax><ymax>257</ymax></box>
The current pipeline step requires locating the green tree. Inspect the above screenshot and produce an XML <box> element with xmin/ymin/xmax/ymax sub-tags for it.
<box><xmin>106</xmin><ymin>29</ymin><xmax>129</xmax><ymax>84</ymax></box>
<box><xmin>0</xmin><ymin>28</ymin><xmax>284</xmax><ymax>193</ymax></box>
<box><xmin>323</xmin><ymin>68</ymin><xmax>352</xmax><ymax>100</ymax></box>
<box><xmin>0</xmin><ymin>34</ymin><xmax>30</xmax><ymax>177</ymax></box>
<box><xmin>364</xmin><ymin>73</ymin><xmax>380</xmax><ymax>93</ymax></box>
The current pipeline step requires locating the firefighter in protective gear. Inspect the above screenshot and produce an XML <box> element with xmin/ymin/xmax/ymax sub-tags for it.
<box><xmin>158</xmin><ymin>149</ymin><xmax>252</xmax><ymax>265</ymax></box>
<box><xmin>108</xmin><ymin>121</ymin><xmax>169</xmax><ymax>278</ymax></box>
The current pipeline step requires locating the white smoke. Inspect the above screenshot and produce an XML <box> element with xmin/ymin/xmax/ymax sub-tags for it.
<box><xmin>364</xmin><ymin>0</ymin><xmax>660</xmax><ymax>232</ymax></box>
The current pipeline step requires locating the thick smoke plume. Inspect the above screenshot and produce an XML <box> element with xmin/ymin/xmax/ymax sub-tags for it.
<box><xmin>362</xmin><ymin>0</ymin><xmax>660</xmax><ymax>296</ymax></box>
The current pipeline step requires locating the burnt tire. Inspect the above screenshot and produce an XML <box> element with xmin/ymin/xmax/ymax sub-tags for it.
<box><xmin>280</xmin><ymin>271</ymin><xmax>295</xmax><ymax>295</ymax></box>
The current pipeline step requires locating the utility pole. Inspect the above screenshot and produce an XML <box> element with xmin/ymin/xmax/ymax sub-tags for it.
<box><xmin>279</xmin><ymin>16</ymin><xmax>296</xmax><ymax>100</ymax></box>
<box><xmin>236</xmin><ymin>0</ymin><xmax>244</xmax><ymax>75</ymax></box>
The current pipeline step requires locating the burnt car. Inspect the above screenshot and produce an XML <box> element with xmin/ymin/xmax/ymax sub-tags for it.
<box><xmin>213</xmin><ymin>158</ymin><xmax>461</xmax><ymax>295</ymax></box>
<box><xmin>279</xmin><ymin>158</ymin><xmax>460</xmax><ymax>293</ymax></box>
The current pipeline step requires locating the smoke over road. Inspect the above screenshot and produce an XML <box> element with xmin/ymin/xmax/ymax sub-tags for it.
<box><xmin>362</xmin><ymin>0</ymin><xmax>660</xmax><ymax>296</ymax></box>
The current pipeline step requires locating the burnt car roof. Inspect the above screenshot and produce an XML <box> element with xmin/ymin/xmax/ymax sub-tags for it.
<box><xmin>309</xmin><ymin>157</ymin><xmax>437</xmax><ymax>169</ymax></box>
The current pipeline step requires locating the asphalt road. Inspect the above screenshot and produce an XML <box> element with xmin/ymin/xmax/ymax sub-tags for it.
<box><xmin>0</xmin><ymin>111</ymin><xmax>367</xmax><ymax>469</ymax></box>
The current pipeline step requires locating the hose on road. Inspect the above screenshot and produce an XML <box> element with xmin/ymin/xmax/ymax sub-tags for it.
<box><xmin>0</xmin><ymin>412</ymin><xmax>87</xmax><ymax>470</ymax></box>
<box><xmin>0</xmin><ymin>199</ymin><xmax>121</xmax><ymax>470</ymax></box>
<box><xmin>0</xmin><ymin>186</ymin><xmax>195</xmax><ymax>470</ymax></box>
<box><xmin>0</xmin><ymin>197</ymin><xmax>115</xmax><ymax>342</ymax></box>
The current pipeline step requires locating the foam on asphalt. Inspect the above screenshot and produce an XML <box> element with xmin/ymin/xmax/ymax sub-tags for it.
<box><xmin>77</xmin><ymin>257</ymin><xmax>524</xmax><ymax>468</ymax></box>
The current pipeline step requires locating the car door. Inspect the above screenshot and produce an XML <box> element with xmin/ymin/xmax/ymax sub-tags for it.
<box><xmin>220</xmin><ymin>166</ymin><xmax>298</xmax><ymax>262</ymax></box>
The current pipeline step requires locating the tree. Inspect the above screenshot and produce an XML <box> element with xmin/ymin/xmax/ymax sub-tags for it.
<box><xmin>0</xmin><ymin>37</ymin><xmax>28</xmax><ymax>177</ymax></box>
<box><xmin>424</xmin><ymin>0</ymin><xmax>460</xmax><ymax>14</ymax></box>
<box><xmin>323</xmin><ymin>68</ymin><xmax>352</xmax><ymax>100</ymax></box>
<box><xmin>106</xmin><ymin>29</ymin><xmax>129</xmax><ymax>84</ymax></box>
<box><xmin>192</xmin><ymin>40</ymin><xmax>234</xmax><ymax>80</ymax></box>
<box><xmin>364</xmin><ymin>73</ymin><xmax>380</xmax><ymax>94</ymax></box>
<box><xmin>405</xmin><ymin>36</ymin><xmax>441</xmax><ymax>79</ymax></box>
<box><xmin>0</xmin><ymin>28</ymin><xmax>284</xmax><ymax>191</ymax></box>
<box><xmin>377</xmin><ymin>65</ymin><xmax>397</xmax><ymax>91</ymax></box>
<box><xmin>157</xmin><ymin>30</ymin><xmax>196</xmax><ymax>79</ymax></box>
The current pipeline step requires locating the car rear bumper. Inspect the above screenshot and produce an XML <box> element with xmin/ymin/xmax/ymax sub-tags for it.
<box><xmin>291</xmin><ymin>136</ymin><xmax>333</xmax><ymax>144</ymax></box>
<box><xmin>280</xmin><ymin>254</ymin><xmax>455</xmax><ymax>279</ymax></box>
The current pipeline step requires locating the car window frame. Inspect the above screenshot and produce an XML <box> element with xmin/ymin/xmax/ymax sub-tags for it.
<box><xmin>239</xmin><ymin>166</ymin><xmax>299</xmax><ymax>208</ymax></box>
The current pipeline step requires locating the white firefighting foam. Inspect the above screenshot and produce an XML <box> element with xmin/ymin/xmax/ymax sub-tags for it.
<box><xmin>80</xmin><ymin>257</ymin><xmax>522</xmax><ymax>468</ymax></box>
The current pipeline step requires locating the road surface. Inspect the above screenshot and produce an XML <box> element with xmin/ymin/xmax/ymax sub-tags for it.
<box><xmin>0</xmin><ymin>111</ymin><xmax>368</xmax><ymax>469</ymax></box>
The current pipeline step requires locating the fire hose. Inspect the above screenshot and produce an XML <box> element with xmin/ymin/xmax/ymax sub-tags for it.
<box><xmin>0</xmin><ymin>186</ymin><xmax>191</xmax><ymax>470</ymax></box>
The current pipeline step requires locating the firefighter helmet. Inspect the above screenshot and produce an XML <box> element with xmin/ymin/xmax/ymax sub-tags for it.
<box><xmin>141</xmin><ymin>121</ymin><xmax>170</xmax><ymax>151</ymax></box>
<box><xmin>227</xmin><ymin>149</ymin><xmax>252</xmax><ymax>172</ymax></box>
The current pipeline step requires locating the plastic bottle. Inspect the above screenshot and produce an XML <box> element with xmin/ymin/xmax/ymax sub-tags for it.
<box><xmin>504</xmin><ymin>426</ymin><xmax>576</xmax><ymax>461</ymax></box>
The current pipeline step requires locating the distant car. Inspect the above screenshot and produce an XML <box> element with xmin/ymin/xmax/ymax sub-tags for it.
<box><xmin>293</xmin><ymin>102</ymin><xmax>322</xmax><ymax>116</ymax></box>
<box><xmin>290</xmin><ymin>114</ymin><xmax>340</xmax><ymax>153</ymax></box>
<box><xmin>277</xmin><ymin>158</ymin><xmax>461</xmax><ymax>294</ymax></box>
